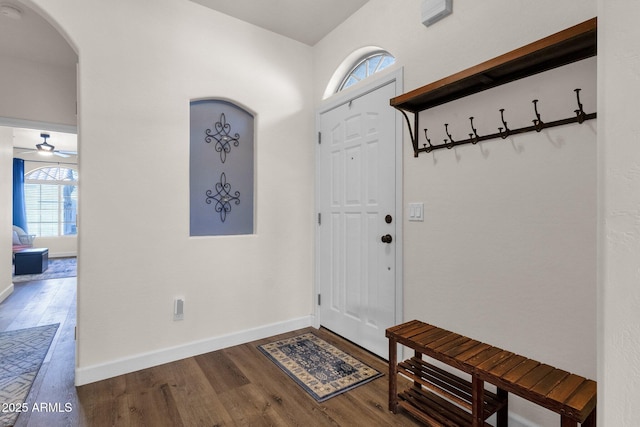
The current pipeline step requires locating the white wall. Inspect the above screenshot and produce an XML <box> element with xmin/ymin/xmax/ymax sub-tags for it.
<box><xmin>598</xmin><ymin>1</ymin><xmax>640</xmax><ymax>425</ymax></box>
<box><xmin>314</xmin><ymin>1</ymin><xmax>597</xmax><ymax>425</ymax></box>
<box><xmin>29</xmin><ymin>235</ymin><xmax>76</xmax><ymax>258</ymax></box>
<box><xmin>0</xmin><ymin>56</ymin><xmax>76</xmax><ymax>127</ymax></box>
<box><xmin>0</xmin><ymin>127</ymin><xmax>14</xmax><ymax>303</ymax></box>
<box><xmin>26</xmin><ymin>0</ymin><xmax>315</xmax><ymax>384</ymax></box>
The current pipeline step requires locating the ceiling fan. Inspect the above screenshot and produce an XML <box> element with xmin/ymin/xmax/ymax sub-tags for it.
<box><xmin>17</xmin><ymin>133</ymin><xmax>76</xmax><ymax>158</ymax></box>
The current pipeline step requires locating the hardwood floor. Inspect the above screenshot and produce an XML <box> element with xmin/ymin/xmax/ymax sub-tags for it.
<box><xmin>1</xmin><ymin>277</ymin><xmax>422</xmax><ymax>426</ymax></box>
<box><xmin>1</xmin><ymin>277</ymin><xmax>79</xmax><ymax>427</ymax></box>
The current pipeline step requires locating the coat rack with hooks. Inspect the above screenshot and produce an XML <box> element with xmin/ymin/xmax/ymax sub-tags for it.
<box><xmin>420</xmin><ymin>88</ymin><xmax>596</xmax><ymax>153</ymax></box>
<box><xmin>391</xmin><ymin>18</ymin><xmax>597</xmax><ymax>157</ymax></box>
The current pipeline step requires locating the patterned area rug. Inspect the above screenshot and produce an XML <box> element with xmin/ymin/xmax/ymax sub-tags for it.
<box><xmin>258</xmin><ymin>332</ymin><xmax>383</xmax><ymax>402</ymax></box>
<box><xmin>0</xmin><ymin>324</ymin><xmax>59</xmax><ymax>427</ymax></box>
<box><xmin>12</xmin><ymin>257</ymin><xmax>76</xmax><ymax>283</ymax></box>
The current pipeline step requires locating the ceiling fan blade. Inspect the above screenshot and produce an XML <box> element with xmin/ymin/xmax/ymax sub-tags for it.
<box><xmin>53</xmin><ymin>151</ymin><xmax>70</xmax><ymax>158</ymax></box>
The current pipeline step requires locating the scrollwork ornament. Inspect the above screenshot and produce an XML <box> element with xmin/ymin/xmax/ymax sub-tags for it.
<box><xmin>205</xmin><ymin>113</ymin><xmax>240</xmax><ymax>163</ymax></box>
<box><xmin>205</xmin><ymin>172</ymin><xmax>240</xmax><ymax>222</ymax></box>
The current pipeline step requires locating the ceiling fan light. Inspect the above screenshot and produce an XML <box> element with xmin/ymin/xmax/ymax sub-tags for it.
<box><xmin>36</xmin><ymin>142</ymin><xmax>55</xmax><ymax>152</ymax></box>
<box><xmin>36</xmin><ymin>133</ymin><xmax>55</xmax><ymax>153</ymax></box>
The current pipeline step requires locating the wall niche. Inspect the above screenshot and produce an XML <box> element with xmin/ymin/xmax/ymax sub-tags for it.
<box><xmin>190</xmin><ymin>99</ymin><xmax>254</xmax><ymax>236</ymax></box>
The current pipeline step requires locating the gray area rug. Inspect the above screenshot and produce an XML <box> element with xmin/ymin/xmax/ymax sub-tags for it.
<box><xmin>12</xmin><ymin>257</ymin><xmax>76</xmax><ymax>283</ymax></box>
<box><xmin>0</xmin><ymin>324</ymin><xmax>59</xmax><ymax>427</ymax></box>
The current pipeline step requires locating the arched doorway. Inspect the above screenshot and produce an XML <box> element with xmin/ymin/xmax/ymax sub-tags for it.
<box><xmin>0</xmin><ymin>2</ymin><xmax>79</xmax><ymax>419</ymax></box>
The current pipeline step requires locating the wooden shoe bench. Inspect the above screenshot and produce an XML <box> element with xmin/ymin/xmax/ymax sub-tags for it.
<box><xmin>387</xmin><ymin>320</ymin><xmax>596</xmax><ymax>426</ymax></box>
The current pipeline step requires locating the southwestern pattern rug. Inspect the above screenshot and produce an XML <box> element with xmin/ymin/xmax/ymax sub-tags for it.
<box><xmin>258</xmin><ymin>332</ymin><xmax>383</xmax><ymax>402</ymax></box>
<box><xmin>12</xmin><ymin>257</ymin><xmax>76</xmax><ymax>283</ymax></box>
<box><xmin>0</xmin><ymin>324</ymin><xmax>59</xmax><ymax>427</ymax></box>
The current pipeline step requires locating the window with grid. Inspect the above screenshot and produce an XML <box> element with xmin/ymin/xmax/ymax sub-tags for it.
<box><xmin>338</xmin><ymin>51</ymin><xmax>396</xmax><ymax>92</ymax></box>
<box><xmin>24</xmin><ymin>166</ymin><xmax>78</xmax><ymax>237</ymax></box>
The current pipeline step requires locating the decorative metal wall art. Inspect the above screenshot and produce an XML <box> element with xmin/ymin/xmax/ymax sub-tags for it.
<box><xmin>205</xmin><ymin>172</ymin><xmax>240</xmax><ymax>223</ymax></box>
<box><xmin>205</xmin><ymin>113</ymin><xmax>239</xmax><ymax>164</ymax></box>
<box><xmin>190</xmin><ymin>99</ymin><xmax>254</xmax><ymax>236</ymax></box>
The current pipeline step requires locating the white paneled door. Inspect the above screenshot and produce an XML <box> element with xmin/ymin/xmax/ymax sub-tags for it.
<box><xmin>317</xmin><ymin>80</ymin><xmax>398</xmax><ymax>358</ymax></box>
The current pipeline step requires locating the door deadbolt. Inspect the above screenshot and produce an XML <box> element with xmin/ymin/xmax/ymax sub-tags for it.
<box><xmin>385</xmin><ymin>215</ymin><xmax>393</xmax><ymax>224</ymax></box>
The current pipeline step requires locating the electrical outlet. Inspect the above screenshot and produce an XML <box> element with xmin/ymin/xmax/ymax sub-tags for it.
<box><xmin>174</xmin><ymin>298</ymin><xmax>184</xmax><ymax>321</ymax></box>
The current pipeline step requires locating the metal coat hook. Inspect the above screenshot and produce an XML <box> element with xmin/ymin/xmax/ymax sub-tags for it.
<box><xmin>423</xmin><ymin>128</ymin><xmax>434</xmax><ymax>153</ymax></box>
<box><xmin>444</xmin><ymin>123</ymin><xmax>455</xmax><ymax>144</ymax></box>
<box><xmin>469</xmin><ymin>117</ymin><xmax>480</xmax><ymax>144</ymax></box>
<box><xmin>532</xmin><ymin>99</ymin><xmax>544</xmax><ymax>132</ymax></box>
<box><xmin>498</xmin><ymin>109</ymin><xmax>510</xmax><ymax>139</ymax></box>
<box><xmin>574</xmin><ymin>88</ymin><xmax>586</xmax><ymax>123</ymax></box>
<box><xmin>405</xmin><ymin>88</ymin><xmax>596</xmax><ymax>156</ymax></box>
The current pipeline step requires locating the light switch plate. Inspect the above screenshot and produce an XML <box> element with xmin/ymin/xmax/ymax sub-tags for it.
<box><xmin>408</xmin><ymin>203</ymin><xmax>424</xmax><ymax>221</ymax></box>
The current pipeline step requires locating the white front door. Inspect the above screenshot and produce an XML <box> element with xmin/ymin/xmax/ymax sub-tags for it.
<box><xmin>317</xmin><ymin>78</ymin><xmax>400</xmax><ymax>358</ymax></box>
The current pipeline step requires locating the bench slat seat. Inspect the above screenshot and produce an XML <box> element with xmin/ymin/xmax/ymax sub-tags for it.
<box><xmin>387</xmin><ymin>320</ymin><xmax>597</xmax><ymax>426</ymax></box>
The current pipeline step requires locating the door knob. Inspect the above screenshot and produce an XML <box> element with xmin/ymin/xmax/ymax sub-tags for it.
<box><xmin>381</xmin><ymin>234</ymin><xmax>393</xmax><ymax>244</ymax></box>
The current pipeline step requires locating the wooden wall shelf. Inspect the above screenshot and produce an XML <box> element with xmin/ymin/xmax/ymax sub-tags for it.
<box><xmin>392</xmin><ymin>18</ymin><xmax>597</xmax><ymax>156</ymax></box>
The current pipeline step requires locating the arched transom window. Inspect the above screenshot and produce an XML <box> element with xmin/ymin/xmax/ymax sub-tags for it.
<box><xmin>338</xmin><ymin>51</ymin><xmax>396</xmax><ymax>92</ymax></box>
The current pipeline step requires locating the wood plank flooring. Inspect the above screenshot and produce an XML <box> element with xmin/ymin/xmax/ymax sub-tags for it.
<box><xmin>1</xmin><ymin>277</ymin><xmax>422</xmax><ymax>426</ymax></box>
<box><xmin>0</xmin><ymin>277</ymin><xmax>79</xmax><ymax>427</ymax></box>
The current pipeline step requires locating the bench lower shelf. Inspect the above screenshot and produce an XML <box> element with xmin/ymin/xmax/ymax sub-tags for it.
<box><xmin>397</xmin><ymin>357</ymin><xmax>507</xmax><ymax>426</ymax></box>
<box><xmin>399</xmin><ymin>388</ymin><xmax>494</xmax><ymax>427</ymax></box>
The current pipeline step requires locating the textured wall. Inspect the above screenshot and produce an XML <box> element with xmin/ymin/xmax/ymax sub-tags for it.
<box><xmin>598</xmin><ymin>0</ymin><xmax>640</xmax><ymax>425</ymax></box>
<box><xmin>29</xmin><ymin>0</ymin><xmax>315</xmax><ymax>383</ymax></box>
<box><xmin>0</xmin><ymin>127</ymin><xmax>14</xmax><ymax>303</ymax></box>
<box><xmin>0</xmin><ymin>57</ymin><xmax>75</xmax><ymax>127</ymax></box>
<box><xmin>314</xmin><ymin>1</ymin><xmax>597</xmax><ymax>425</ymax></box>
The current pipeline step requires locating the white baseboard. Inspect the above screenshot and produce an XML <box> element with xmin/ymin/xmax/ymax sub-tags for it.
<box><xmin>50</xmin><ymin>252</ymin><xmax>76</xmax><ymax>258</ymax></box>
<box><xmin>75</xmin><ymin>315</ymin><xmax>313</xmax><ymax>386</ymax></box>
<box><xmin>0</xmin><ymin>283</ymin><xmax>13</xmax><ymax>304</ymax></box>
<box><xmin>508</xmin><ymin>412</ymin><xmax>541</xmax><ymax>427</ymax></box>
<box><xmin>486</xmin><ymin>411</ymin><xmax>540</xmax><ymax>427</ymax></box>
